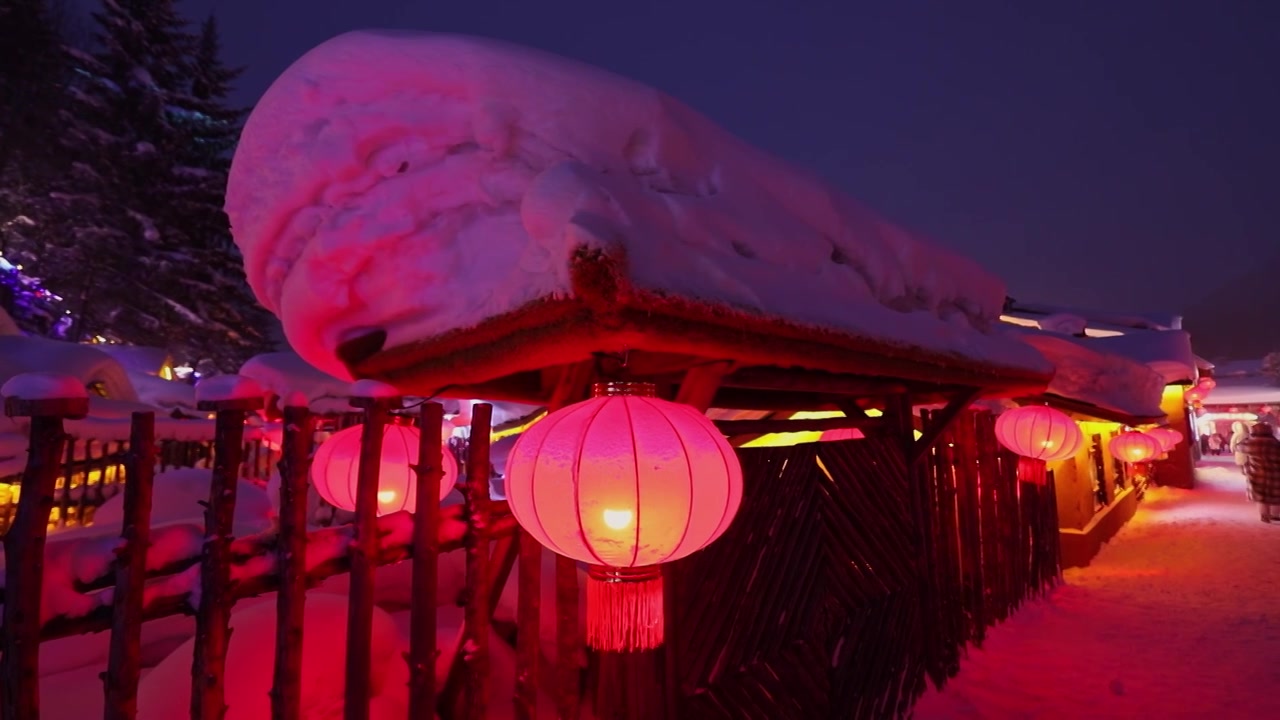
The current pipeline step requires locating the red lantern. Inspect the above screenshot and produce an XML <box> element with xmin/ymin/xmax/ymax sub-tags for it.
<box><xmin>310</xmin><ymin>420</ymin><xmax>457</xmax><ymax>516</ymax></box>
<box><xmin>1109</xmin><ymin>431</ymin><xmax>1162</xmax><ymax>463</ymax></box>
<box><xmin>1184</xmin><ymin>387</ymin><xmax>1204</xmax><ymax>405</ymax></box>
<box><xmin>1197</xmin><ymin>376</ymin><xmax>1217</xmax><ymax>392</ymax></box>
<box><xmin>995</xmin><ymin>405</ymin><xmax>1083</xmax><ymax>462</ymax></box>
<box><xmin>505</xmin><ymin>382</ymin><xmax>743</xmax><ymax>651</ymax></box>
<box><xmin>1147</xmin><ymin>427</ymin><xmax>1183</xmax><ymax>453</ymax></box>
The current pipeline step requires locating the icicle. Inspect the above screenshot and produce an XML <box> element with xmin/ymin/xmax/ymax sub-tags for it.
<box><xmin>586</xmin><ymin>565</ymin><xmax>664</xmax><ymax>651</ymax></box>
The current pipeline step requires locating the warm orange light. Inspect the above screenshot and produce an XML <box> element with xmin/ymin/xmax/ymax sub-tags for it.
<box><xmin>995</xmin><ymin>406</ymin><xmax>1083</xmax><ymax>462</ymax></box>
<box><xmin>310</xmin><ymin>422</ymin><xmax>457</xmax><ymax>516</ymax></box>
<box><xmin>602</xmin><ymin>508</ymin><xmax>634</xmax><ymax>530</ymax></box>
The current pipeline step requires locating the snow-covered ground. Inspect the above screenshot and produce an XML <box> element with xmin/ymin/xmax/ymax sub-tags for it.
<box><xmin>916</xmin><ymin>458</ymin><xmax>1280</xmax><ymax>719</ymax></box>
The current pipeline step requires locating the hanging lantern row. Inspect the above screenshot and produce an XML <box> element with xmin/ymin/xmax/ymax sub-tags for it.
<box><xmin>310</xmin><ymin>420</ymin><xmax>459</xmax><ymax>516</ymax></box>
<box><xmin>504</xmin><ymin>381</ymin><xmax>744</xmax><ymax>652</ymax></box>
<box><xmin>1147</xmin><ymin>426</ymin><xmax>1184</xmax><ymax>454</ymax></box>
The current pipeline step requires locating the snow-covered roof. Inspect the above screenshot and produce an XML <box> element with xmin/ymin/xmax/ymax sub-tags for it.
<box><xmin>1012</xmin><ymin>329</ymin><xmax>1167</xmax><ymax>423</ymax></box>
<box><xmin>1088</xmin><ymin>331</ymin><xmax>1197</xmax><ymax>385</ymax></box>
<box><xmin>1007</xmin><ymin>302</ymin><xmax>1181</xmax><ymax>332</ymax></box>
<box><xmin>1204</xmin><ymin>377</ymin><xmax>1280</xmax><ymax>406</ymax></box>
<box><xmin>227</xmin><ymin>31</ymin><xmax>1050</xmax><ymax>395</ymax></box>
<box><xmin>239</xmin><ymin>350</ymin><xmax>351</xmax><ymax>402</ymax></box>
<box><xmin>93</xmin><ymin>344</ymin><xmax>172</xmax><ymax>375</ymax></box>
<box><xmin>0</xmin><ymin>336</ymin><xmax>138</xmax><ymax>403</ymax></box>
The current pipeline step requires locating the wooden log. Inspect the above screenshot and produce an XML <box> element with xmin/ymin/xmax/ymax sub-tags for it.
<box><xmin>1</xmin><ymin>394</ymin><xmax>84</xmax><ymax>720</ymax></box>
<box><xmin>407</xmin><ymin>402</ymin><xmax>446</xmax><ymax>720</ymax></box>
<box><xmin>660</xmin><ymin>362</ymin><xmax>733</xmax><ymax>719</ymax></box>
<box><xmin>103</xmin><ymin>411</ymin><xmax>156</xmax><ymax>720</ymax></box>
<box><xmin>344</xmin><ymin>397</ymin><xmax>394</xmax><ymax>720</ymax></box>
<box><xmin>514</xmin><ymin>530</ymin><xmax>542</xmax><ymax>720</ymax></box>
<box><xmin>271</xmin><ymin>404</ymin><xmax>311</xmax><ymax>720</ymax></box>
<box><xmin>463</xmin><ymin>403</ymin><xmax>494</xmax><ymax>720</ymax></box>
<box><xmin>191</xmin><ymin>396</ymin><xmax>258</xmax><ymax>720</ymax></box>
<box><xmin>555</xmin><ymin>554</ymin><xmax>582</xmax><ymax>720</ymax></box>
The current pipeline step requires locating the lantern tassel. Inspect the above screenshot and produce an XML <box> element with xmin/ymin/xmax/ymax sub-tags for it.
<box><xmin>1017</xmin><ymin>457</ymin><xmax>1047</xmax><ymax>485</ymax></box>
<box><xmin>586</xmin><ymin>566</ymin><xmax>664</xmax><ymax>651</ymax></box>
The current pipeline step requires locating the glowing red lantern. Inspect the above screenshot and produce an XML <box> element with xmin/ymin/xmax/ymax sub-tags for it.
<box><xmin>1109</xmin><ymin>431</ymin><xmax>1162</xmax><ymax>463</ymax></box>
<box><xmin>1184</xmin><ymin>387</ymin><xmax>1204</xmax><ymax>405</ymax></box>
<box><xmin>1197</xmin><ymin>376</ymin><xmax>1217</xmax><ymax>392</ymax></box>
<box><xmin>994</xmin><ymin>405</ymin><xmax>1083</xmax><ymax>462</ymax></box>
<box><xmin>505</xmin><ymin>382</ymin><xmax>743</xmax><ymax>651</ymax></box>
<box><xmin>1147</xmin><ymin>427</ymin><xmax>1183</xmax><ymax>453</ymax></box>
<box><xmin>310</xmin><ymin>420</ymin><xmax>457</xmax><ymax>516</ymax></box>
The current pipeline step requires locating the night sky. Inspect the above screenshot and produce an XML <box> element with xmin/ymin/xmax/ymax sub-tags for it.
<box><xmin>75</xmin><ymin>0</ymin><xmax>1280</xmax><ymax>315</ymax></box>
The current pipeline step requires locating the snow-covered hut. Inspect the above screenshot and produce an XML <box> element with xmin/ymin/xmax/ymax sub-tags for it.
<box><xmin>223</xmin><ymin>30</ymin><xmax>1062</xmax><ymax>719</ymax></box>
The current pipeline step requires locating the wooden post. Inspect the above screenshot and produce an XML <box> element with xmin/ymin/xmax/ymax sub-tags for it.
<box><xmin>103</xmin><ymin>411</ymin><xmax>156</xmax><ymax>720</ymax></box>
<box><xmin>1</xmin><ymin>389</ymin><xmax>88</xmax><ymax>720</ymax></box>
<box><xmin>542</xmin><ymin>362</ymin><xmax>596</xmax><ymax>720</ymax></box>
<box><xmin>345</xmin><ymin>395</ymin><xmax>395</xmax><ymax>720</ymax></box>
<box><xmin>514</xmin><ymin>532</ymin><xmax>541</xmax><ymax>720</ymax></box>
<box><xmin>463</xmin><ymin>403</ymin><xmax>494</xmax><ymax>720</ymax></box>
<box><xmin>271</xmin><ymin>403</ymin><xmax>311</xmax><ymax>720</ymax></box>
<box><xmin>408</xmin><ymin>402</ymin><xmax>446</xmax><ymax>719</ymax></box>
<box><xmin>191</xmin><ymin>391</ymin><xmax>261</xmax><ymax>720</ymax></box>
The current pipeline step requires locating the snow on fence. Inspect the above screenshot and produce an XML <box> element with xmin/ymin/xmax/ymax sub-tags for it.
<box><xmin>0</xmin><ymin>385</ymin><xmax>532</xmax><ymax>720</ymax></box>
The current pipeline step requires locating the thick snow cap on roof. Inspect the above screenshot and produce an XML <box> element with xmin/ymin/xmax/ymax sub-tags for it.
<box><xmin>1015</xmin><ymin>331</ymin><xmax>1167</xmax><ymax>422</ymax></box>
<box><xmin>228</xmin><ymin>30</ymin><xmax>1048</xmax><ymax>383</ymax></box>
<box><xmin>0</xmin><ymin>336</ymin><xmax>138</xmax><ymax>403</ymax></box>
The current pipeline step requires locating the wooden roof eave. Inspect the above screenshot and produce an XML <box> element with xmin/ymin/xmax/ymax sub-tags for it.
<box><xmin>1026</xmin><ymin>393</ymin><xmax>1167</xmax><ymax>428</ymax></box>
<box><xmin>347</xmin><ymin>254</ymin><xmax>1053</xmax><ymax>409</ymax></box>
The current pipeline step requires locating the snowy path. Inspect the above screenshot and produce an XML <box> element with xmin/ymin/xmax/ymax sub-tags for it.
<box><xmin>915</xmin><ymin>461</ymin><xmax>1280</xmax><ymax>719</ymax></box>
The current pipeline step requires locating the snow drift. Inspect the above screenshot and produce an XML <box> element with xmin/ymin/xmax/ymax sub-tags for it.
<box><xmin>227</xmin><ymin>30</ymin><xmax>1044</xmax><ymax>381</ymax></box>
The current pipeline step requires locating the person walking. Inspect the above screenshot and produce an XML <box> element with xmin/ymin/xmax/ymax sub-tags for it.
<box><xmin>1241</xmin><ymin>422</ymin><xmax>1280</xmax><ymax>523</ymax></box>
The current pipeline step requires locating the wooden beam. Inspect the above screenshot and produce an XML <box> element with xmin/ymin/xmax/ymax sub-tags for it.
<box><xmin>723</xmin><ymin>366</ymin><xmax>907</xmax><ymax>396</ymax></box>
<box><xmin>714</xmin><ymin>415</ymin><xmax>885</xmax><ymax>437</ymax></box>
<box><xmin>673</xmin><ymin>361</ymin><xmax>734</xmax><ymax>409</ymax></box>
<box><xmin>909</xmin><ymin>388</ymin><xmax>983</xmax><ymax>465</ymax></box>
<box><xmin>833</xmin><ymin>398</ymin><xmax>868</xmax><ymax>419</ymax></box>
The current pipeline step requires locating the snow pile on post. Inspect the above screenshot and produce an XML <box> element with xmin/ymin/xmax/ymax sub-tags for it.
<box><xmin>1</xmin><ymin>372</ymin><xmax>88</xmax><ymax>401</ymax></box>
<box><xmin>194</xmin><ymin>374</ymin><xmax>264</xmax><ymax>406</ymax></box>
<box><xmin>227</xmin><ymin>30</ymin><xmax>1047</xmax><ymax>382</ymax></box>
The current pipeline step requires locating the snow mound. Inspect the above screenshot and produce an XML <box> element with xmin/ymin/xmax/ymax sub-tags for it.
<box><xmin>196</xmin><ymin>374</ymin><xmax>264</xmax><ymax>405</ymax></box>
<box><xmin>0</xmin><ymin>335</ymin><xmax>136</xmax><ymax>401</ymax></box>
<box><xmin>91</xmin><ymin>468</ymin><xmax>275</xmax><ymax>537</ymax></box>
<box><xmin>1016</xmin><ymin>331</ymin><xmax>1167</xmax><ymax>420</ymax></box>
<box><xmin>350</xmin><ymin>378</ymin><xmax>400</xmax><ymax>399</ymax></box>
<box><xmin>228</xmin><ymin>30</ymin><xmax>1040</xmax><ymax>380</ymax></box>
<box><xmin>239</xmin><ymin>351</ymin><xmax>351</xmax><ymax>406</ymax></box>
<box><xmin>0</xmin><ymin>372</ymin><xmax>87</xmax><ymax>401</ymax></box>
<box><xmin>137</xmin><ymin>594</ymin><xmax>408</xmax><ymax>719</ymax></box>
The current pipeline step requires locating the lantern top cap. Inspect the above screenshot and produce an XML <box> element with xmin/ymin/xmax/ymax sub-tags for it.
<box><xmin>591</xmin><ymin>381</ymin><xmax>656</xmax><ymax>398</ymax></box>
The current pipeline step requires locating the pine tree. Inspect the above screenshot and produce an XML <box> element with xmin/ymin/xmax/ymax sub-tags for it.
<box><xmin>45</xmin><ymin>1</ymin><xmax>272</xmax><ymax>370</ymax></box>
<box><xmin>166</xmin><ymin>14</ymin><xmax>274</xmax><ymax>370</ymax></box>
<box><xmin>0</xmin><ymin>0</ymin><xmax>71</xmax><ymax>326</ymax></box>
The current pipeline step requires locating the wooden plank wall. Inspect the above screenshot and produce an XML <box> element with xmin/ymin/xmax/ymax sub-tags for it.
<box><xmin>670</xmin><ymin>410</ymin><xmax>1061</xmax><ymax>719</ymax></box>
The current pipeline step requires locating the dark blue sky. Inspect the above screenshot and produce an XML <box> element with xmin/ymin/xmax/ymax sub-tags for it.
<box><xmin>80</xmin><ymin>0</ymin><xmax>1280</xmax><ymax>315</ymax></box>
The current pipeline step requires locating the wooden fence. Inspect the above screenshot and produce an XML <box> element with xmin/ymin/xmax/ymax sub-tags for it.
<box><xmin>0</xmin><ymin>399</ymin><xmax>1060</xmax><ymax>719</ymax></box>
<box><xmin>664</xmin><ymin>409</ymin><xmax>1060</xmax><ymax>719</ymax></box>
<box><xmin>0</xmin><ymin>411</ymin><xmax>369</xmax><ymax>535</ymax></box>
